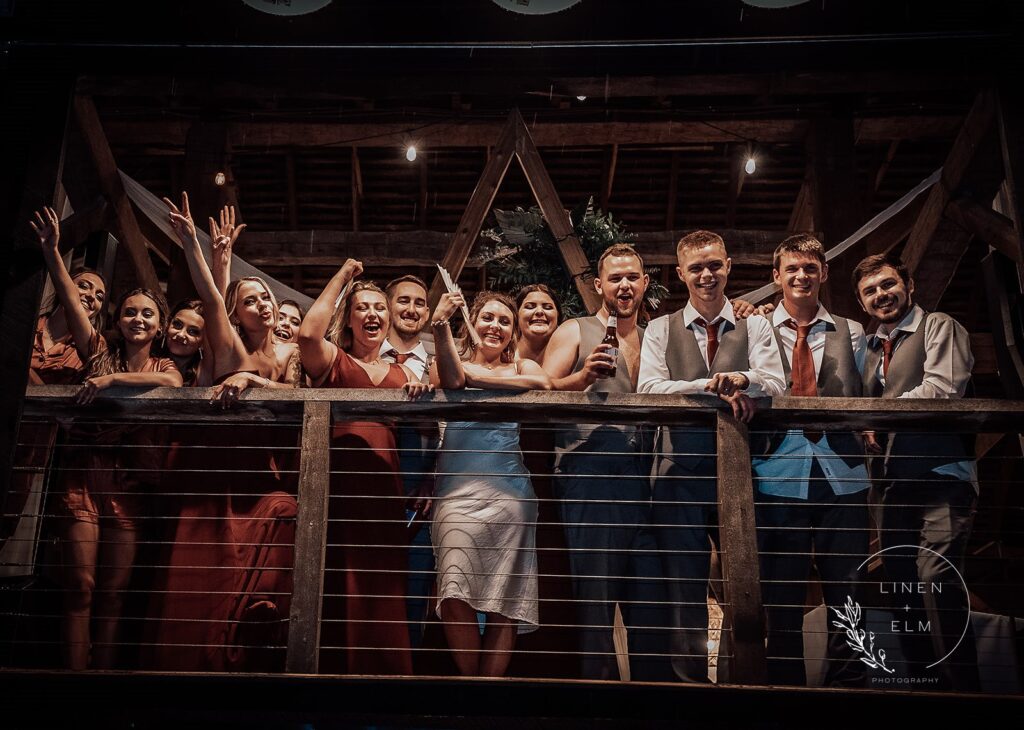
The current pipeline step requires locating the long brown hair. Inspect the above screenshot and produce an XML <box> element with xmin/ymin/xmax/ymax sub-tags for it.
<box><xmin>41</xmin><ymin>267</ymin><xmax>108</xmax><ymax>330</ymax></box>
<box><xmin>457</xmin><ymin>290</ymin><xmax>518</xmax><ymax>364</ymax></box>
<box><xmin>162</xmin><ymin>298</ymin><xmax>205</xmax><ymax>385</ymax></box>
<box><xmin>87</xmin><ymin>288</ymin><xmax>168</xmax><ymax>377</ymax></box>
<box><xmin>326</xmin><ymin>280</ymin><xmax>387</xmax><ymax>352</ymax></box>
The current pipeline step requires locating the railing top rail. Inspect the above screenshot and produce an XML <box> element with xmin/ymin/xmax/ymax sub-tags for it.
<box><xmin>21</xmin><ymin>386</ymin><xmax>1024</xmax><ymax>431</ymax></box>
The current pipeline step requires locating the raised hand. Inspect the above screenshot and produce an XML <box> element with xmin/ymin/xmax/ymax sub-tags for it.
<box><xmin>29</xmin><ymin>207</ymin><xmax>61</xmax><ymax>254</ymax></box>
<box><xmin>209</xmin><ymin>205</ymin><xmax>247</xmax><ymax>260</ymax></box>
<box><xmin>340</xmin><ymin>258</ymin><xmax>363</xmax><ymax>281</ymax></box>
<box><xmin>163</xmin><ymin>192</ymin><xmax>198</xmax><ymax>245</ymax></box>
<box><xmin>432</xmin><ymin>292</ymin><xmax>464</xmax><ymax>324</ymax></box>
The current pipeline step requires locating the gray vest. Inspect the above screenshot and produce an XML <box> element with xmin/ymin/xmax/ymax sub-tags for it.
<box><xmin>760</xmin><ymin>315</ymin><xmax>863</xmax><ymax>467</ymax></box>
<box><xmin>863</xmin><ymin>311</ymin><xmax>972</xmax><ymax>478</ymax></box>
<box><xmin>657</xmin><ymin>312</ymin><xmax>750</xmax><ymax>475</ymax></box>
<box><xmin>554</xmin><ymin>316</ymin><xmax>643</xmax><ymax>458</ymax></box>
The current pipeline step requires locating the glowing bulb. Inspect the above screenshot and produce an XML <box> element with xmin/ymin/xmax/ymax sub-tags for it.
<box><xmin>214</xmin><ymin>171</ymin><xmax>227</xmax><ymax>186</ymax></box>
<box><xmin>406</xmin><ymin>145</ymin><xmax>418</xmax><ymax>162</ymax></box>
<box><xmin>744</xmin><ymin>157</ymin><xmax>756</xmax><ymax>175</ymax></box>
<box><xmin>576</xmin><ymin>95</ymin><xmax>587</xmax><ymax>101</ymax></box>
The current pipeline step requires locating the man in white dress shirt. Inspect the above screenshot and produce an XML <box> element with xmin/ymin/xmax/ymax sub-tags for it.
<box><xmin>638</xmin><ymin>230</ymin><xmax>785</xmax><ymax>682</ymax></box>
<box><xmin>853</xmin><ymin>253</ymin><xmax>979</xmax><ymax>690</ymax></box>
<box><xmin>752</xmin><ymin>234</ymin><xmax>870</xmax><ymax>687</ymax></box>
<box><xmin>380</xmin><ymin>274</ymin><xmax>435</xmax><ymax>648</ymax></box>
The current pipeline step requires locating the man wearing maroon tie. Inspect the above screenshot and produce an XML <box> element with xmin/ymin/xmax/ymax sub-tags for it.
<box><xmin>854</xmin><ymin>253</ymin><xmax>979</xmax><ymax>690</ymax></box>
<box><xmin>638</xmin><ymin>230</ymin><xmax>785</xmax><ymax>682</ymax></box>
<box><xmin>752</xmin><ymin>235</ymin><xmax>870</xmax><ymax>687</ymax></box>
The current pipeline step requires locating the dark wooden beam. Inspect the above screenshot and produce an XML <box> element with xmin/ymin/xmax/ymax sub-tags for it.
<box><xmin>901</xmin><ymin>90</ymin><xmax>997</xmax><ymax>275</ymax></box>
<box><xmin>104</xmin><ymin>115</ymin><xmax>965</xmax><ymax>151</ymax></box>
<box><xmin>997</xmin><ymin>84</ymin><xmax>1024</xmax><ymax>271</ymax></box>
<box><xmin>286</xmin><ymin>400</ymin><xmax>331</xmax><ymax>674</ymax></box>
<box><xmin>866</xmin><ymin>139</ymin><xmax>901</xmax><ymax>210</ymax></box>
<box><xmin>72</xmin><ymin>96</ymin><xmax>161</xmax><ymax>292</ymax></box>
<box><xmin>426</xmin><ymin>111</ymin><xmax>517</xmax><ymax>307</ymax></box>
<box><xmin>809</xmin><ymin>115</ymin><xmax>863</xmax><ymax>318</ymax></box>
<box><xmin>907</xmin><ymin>219</ymin><xmax>975</xmax><ymax>312</ymax></box>
<box><xmin>716</xmin><ymin>412</ymin><xmax>766</xmax><ymax>685</ymax></box>
<box><xmin>946</xmin><ymin>197</ymin><xmax>1021</xmax><ymax>263</ymax></box>
<box><xmin>512</xmin><ymin>109</ymin><xmax>603</xmax><ymax>313</ymax></box>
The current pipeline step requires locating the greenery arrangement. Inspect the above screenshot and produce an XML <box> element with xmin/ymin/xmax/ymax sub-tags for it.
<box><xmin>475</xmin><ymin>197</ymin><xmax>669</xmax><ymax>320</ymax></box>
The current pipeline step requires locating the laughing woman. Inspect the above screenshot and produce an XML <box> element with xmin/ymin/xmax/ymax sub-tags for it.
<box><xmin>515</xmin><ymin>284</ymin><xmax>562</xmax><ymax>365</ymax></box>
<box><xmin>430</xmin><ymin>290</ymin><xmax>551</xmax><ymax>677</ymax></box>
<box><xmin>298</xmin><ymin>260</ymin><xmax>426</xmax><ymax>675</ymax></box>
<box><xmin>32</xmin><ymin>206</ymin><xmax>183</xmax><ymax>669</ymax></box>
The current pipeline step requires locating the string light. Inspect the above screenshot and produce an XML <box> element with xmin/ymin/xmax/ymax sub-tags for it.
<box><xmin>744</xmin><ymin>156</ymin><xmax>756</xmax><ymax>175</ymax></box>
<box><xmin>576</xmin><ymin>95</ymin><xmax>587</xmax><ymax>101</ymax></box>
<box><xmin>214</xmin><ymin>171</ymin><xmax>227</xmax><ymax>186</ymax></box>
<box><xmin>406</xmin><ymin>145</ymin><xmax>418</xmax><ymax>162</ymax></box>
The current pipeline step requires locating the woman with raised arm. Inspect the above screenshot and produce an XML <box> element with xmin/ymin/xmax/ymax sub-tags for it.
<box><xmin>298</xmin><ymin>261</ymin><xmax>428</xmax><ymax>675</ymax></box>
<box><xmin>429</xmin><ymin>290</ymin><xmax>550</xmax><ymax>677</ymax></box>
<box><xmin>515</xmin><ymin>284</ymin><xmax>562</xmax><ymax>365</ymax></box>
<box><xmin>150</xmin><ymin>194</ymin><xmax>299</xmax><ymax>672</ymax></box>
<box><xmin>32</xmin><ymin>206</ymin><xmax>183</xmax><ymax>669</ymax></box>
<box><xmin>165</xmin><ymin>193</ymin><xmax>300</xmax><ymax>402</ymax></box>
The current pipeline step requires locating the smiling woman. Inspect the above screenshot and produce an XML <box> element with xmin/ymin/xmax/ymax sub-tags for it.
<box><xmin>298</xmin><ymin>262</ymin><xmax>427</xmax><ymax>674</ymax></box>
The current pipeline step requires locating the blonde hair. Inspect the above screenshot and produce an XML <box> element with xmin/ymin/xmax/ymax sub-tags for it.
<box><xmin>225</xmin><ymin>277</ymin><xmax>279</xmax><ymax>339</ymax></box>
<box><xmin>326</xmin><ymin>280</ymin><xmax>387</xmax><ymax>352</ymax></box>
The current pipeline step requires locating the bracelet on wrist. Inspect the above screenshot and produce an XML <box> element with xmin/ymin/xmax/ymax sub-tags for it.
<box><xmin>431</xmin><ymin>319</ymin><xmax>450</xmax><ymax>329</ymax></box>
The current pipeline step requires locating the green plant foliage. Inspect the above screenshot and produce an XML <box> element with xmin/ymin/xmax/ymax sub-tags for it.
<box><xmin>476</xmin><ymin>197</ymin><xmax>669</xmax><ymax>319</ymax></box>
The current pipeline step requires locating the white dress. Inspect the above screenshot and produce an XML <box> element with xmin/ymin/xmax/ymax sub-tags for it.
<box><xmin>431</xmin><ymin>420</ymin><xmax>539</xmax><ymax>632</ymax></box>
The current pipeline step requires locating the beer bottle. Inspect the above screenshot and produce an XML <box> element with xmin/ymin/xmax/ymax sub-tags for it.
<box><xmin>601</xmin><ymin>314</ymin><xmax>619</xmax><ymax>378</ymax></box>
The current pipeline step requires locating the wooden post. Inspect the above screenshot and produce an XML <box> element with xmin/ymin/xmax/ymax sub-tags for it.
<box><xmin>512</xmin><ymin>110</ymin><xmax>603</xmax><ymax>313</ymax></box>
<box><xmin>809</xmin><ymin>115</ymin><xmax>863</xmax><ymax>318</ymax></box>
<box><xmin>715</xmin><ymin>411</ymin><xmax>767</xmax><ymax>685</ymax></box>
<box><xmin>72</xmin><ymin>95</ymin><xmax>161</xmax><ymax>293</ymax></box>
<box><xmin>997</xmin><ymin>84</ymin><xmax>1024</xmax><ymax>276</ymax></box>
<box><xmin>286</xmin><ymin>400</ymin><xmax>331</xmax><ymax>674</ymax></box>
<box><xmin>0</xmin><ymin>70</ymin><xmax>75</xmax><ymax>505</ymax></box>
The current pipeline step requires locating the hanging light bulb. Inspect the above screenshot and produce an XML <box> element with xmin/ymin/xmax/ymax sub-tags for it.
<box><xmin>214</xmin><ymin>171</ymin><xmax>227</xmax><ymax>186</ymax></box>
<box><xmin>576</xmin><ymin>95</ymin><xmax>587</xmax><ymax>101</ymax></box>
<box><xmin>744</xmin><ymin>156</ymin><xmax>756</xmax><ymax>175</ymax></box>
<box><xmin>406</xmin><ymin>145</ymin><xmax>418</xmax><ymax>162</ymax></box>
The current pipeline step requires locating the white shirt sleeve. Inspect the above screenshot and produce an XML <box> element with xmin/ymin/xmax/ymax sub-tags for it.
<box><xmin>848</xmin><ymin>319</ymin><xmax>868</xmax><ymax>377</ymax></box>
<box><xmin>637</xmin><ymin>316</ymin><xmax>710</xmax><ymax>394</ymax></box>
<box><xmin>741</xmin><ymin>315</ymin><xmax>786</xmax><ymax>397</ymax></box>
<box><xmin>900</xmin><ymin>314</ymin><xmax>974</xmax><ymax>399</ymax></box>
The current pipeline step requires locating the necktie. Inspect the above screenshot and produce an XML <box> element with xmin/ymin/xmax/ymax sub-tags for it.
<box><xmin>785</xmin><ymin>320</ymin><xmax>822</xmax><ymax>442</ymax></box>
<box><xmin>695</xmin><ymin>318</ymin><xmax>721</xmax><ymax>367</ymax></box>
<box><xmin>881</xmin><ymin>335</ymin><xmax>899</xmax><ymax>378</ymax></box>
<box><xmin>387</xmin><ymin>349</ymin><xmax>411</xmax><ymax>365</ymax></box>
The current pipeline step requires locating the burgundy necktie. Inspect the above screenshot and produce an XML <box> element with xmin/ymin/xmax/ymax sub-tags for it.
<box><xmin>387</xmin><ymin>349</ymin><xmax>411</xmax><ymax>365</ymax></box>
<box><xmin>786</xmin><ymin>320</ymin><xmax>822</xmax><ymax>442</ymax></box>
<box><xmin>881</xmin><ymin>336</ymin><xmax>897</xmax><ymax>378</ymax></box>
<box><xmin>695</xmin><ymin>318</ymin><xmax>721</xmax><ymax>367</ymax></box>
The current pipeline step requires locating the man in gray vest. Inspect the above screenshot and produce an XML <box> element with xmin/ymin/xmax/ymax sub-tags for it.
<box><xmin>544</xmin><ymin>243</ymin><xmax>670</xmax><ymax>681</ymax></box>
<box><xmin>638</xmin><ymin>229</ymin><xmax>785</xmax><ymax>682</ymax></box>
<box><xmin>752</xmin><ymin>234</ymin><xmax>870</xmax><ymax>686</ymax></box>
<box><xmin>854</xmin><ymin>252</ymin><xmax>979</xmax><ymax>691</ymax></box>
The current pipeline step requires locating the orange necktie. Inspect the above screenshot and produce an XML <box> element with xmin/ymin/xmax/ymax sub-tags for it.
<box><xmin>786</xmin><ymin>320</ymin><xmax>822</xmax><ymax>442</ymax></box>
<box><xmin>387</xmin><ymin>349</ymin><xmax>411</xmax><ymax>365</ymax></box>
<box><xmin>695</xmin><ymin>318</ymin><xmax>721</xmax><ymax>367</ymax></box>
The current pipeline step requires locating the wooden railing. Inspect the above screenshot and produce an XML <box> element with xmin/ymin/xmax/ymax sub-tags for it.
<box><xmin>18</xmin><ymin>386</ymin><xmax>1024</xmax><ymax>683</ymax></box>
